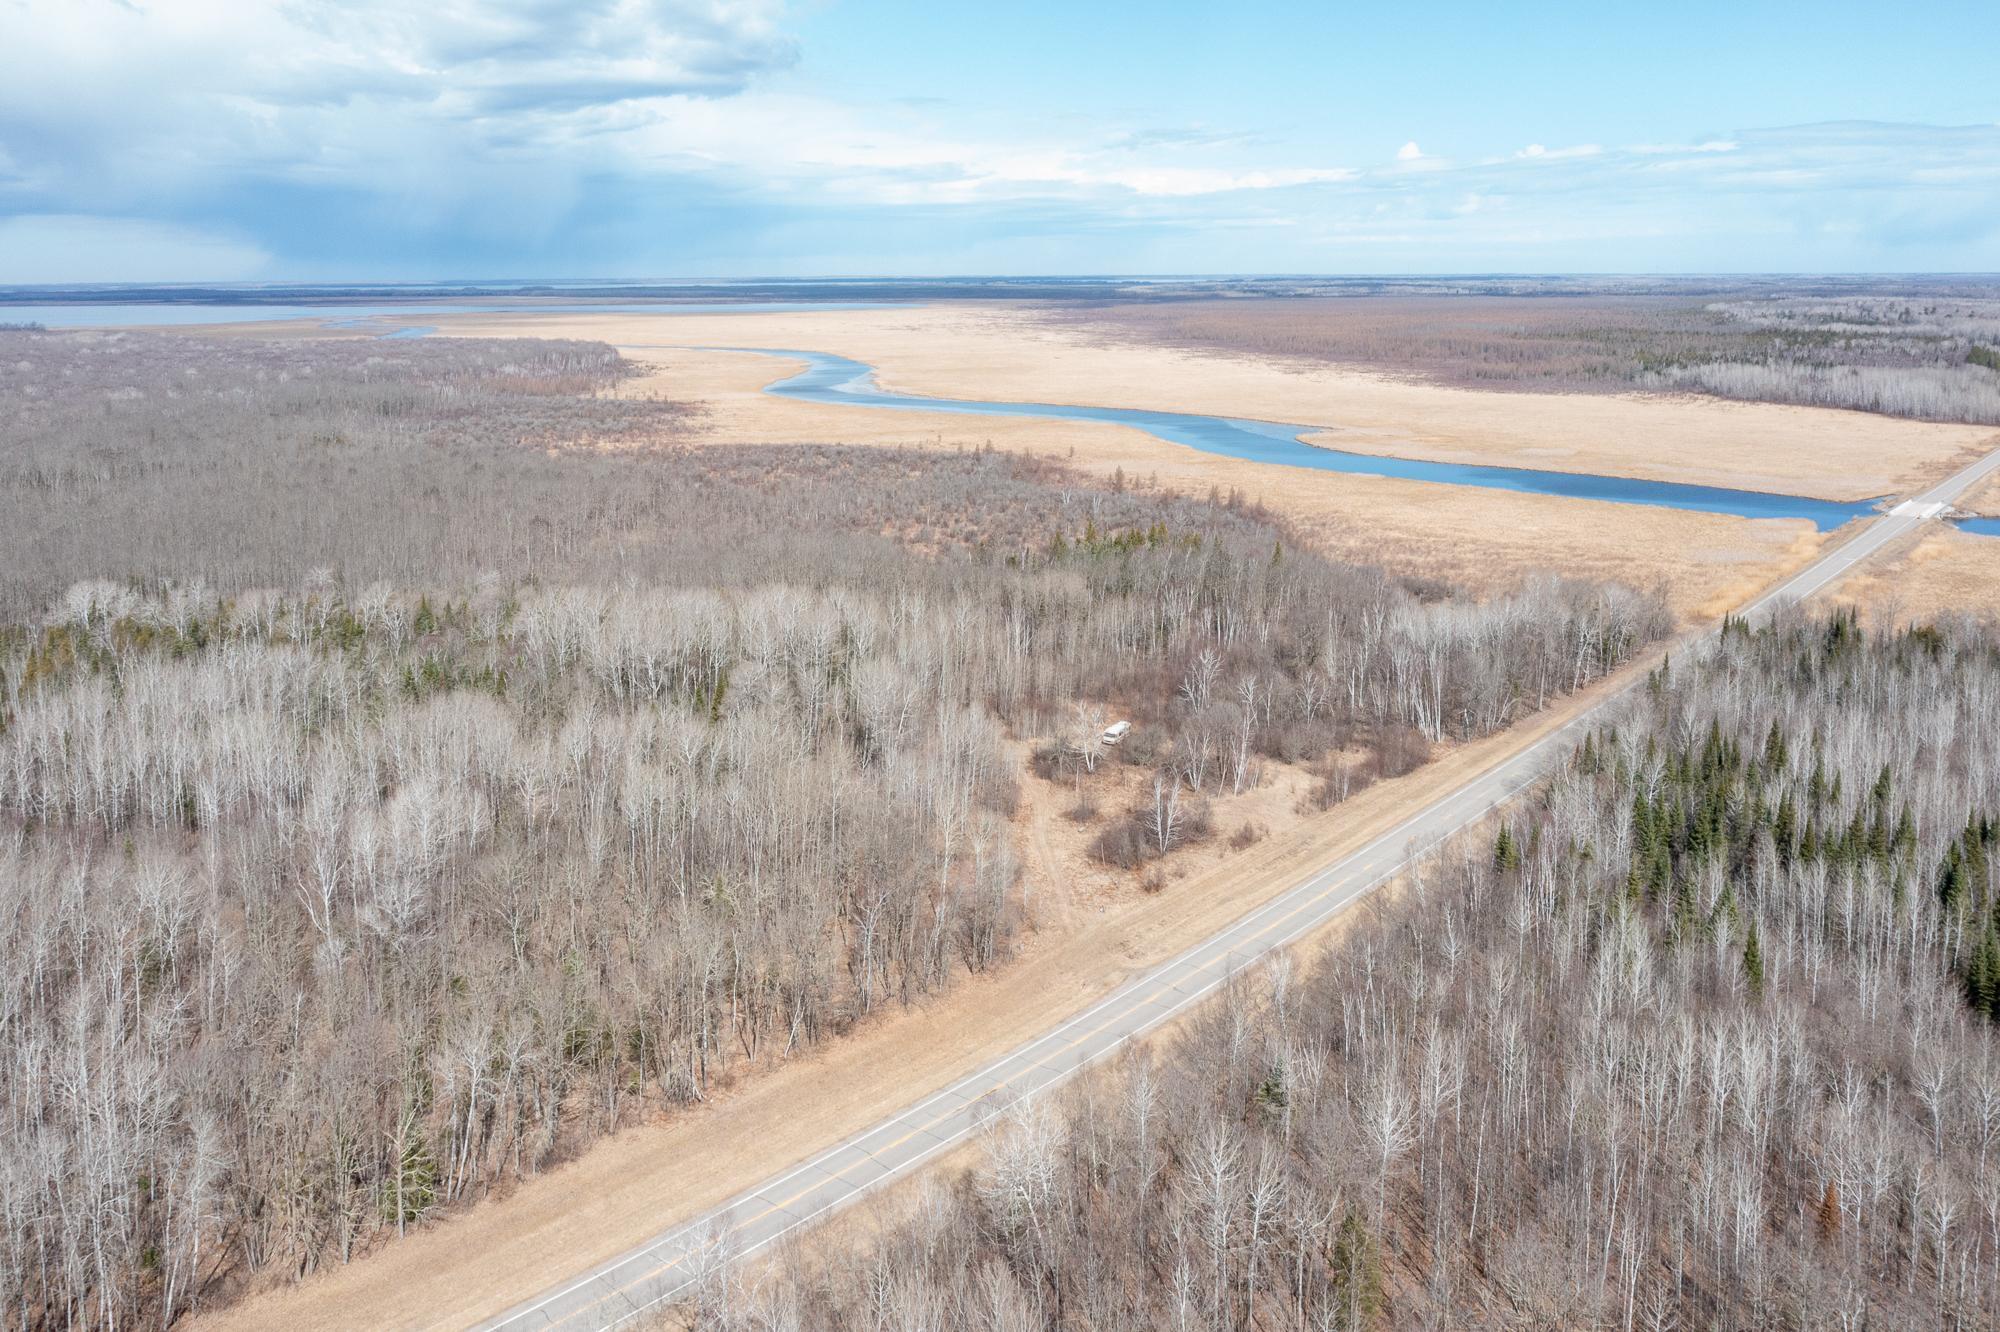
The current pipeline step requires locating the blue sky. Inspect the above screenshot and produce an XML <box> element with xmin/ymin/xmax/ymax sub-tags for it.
<box><xmin>0</xmin><ymin>0</ymin><xmax>1995</xmax><ymax>281</ymax></box>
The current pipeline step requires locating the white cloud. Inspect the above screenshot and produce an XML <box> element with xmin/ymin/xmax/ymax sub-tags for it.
<box><xmin>1514</xmin><ymin>143</ymin><xmax>1601</xmax><ymax>160</ymax></box>
<box><xmin>0</xmin><ymin>0</ymin><xmax>795</xmax><ymax>209</ymax></box>
<box><xmin>0</xmin><ymin>5</ymin><xmax>1993</xmax><ymax>275</ymax></box>
<box><xmin>1262</xmin><ymin>122</ymin><xmax>2000</xmax><ymax>266</ymax></box>
<box><xmin>16</xmin><ymin>0</ymin><xmax>796</xmax><ymax>112</ymax></box>
<box><xmin>1631</xmin><ymin>139</ymin><xmax>1740</xmax><ymax>155</ymax></box>
<box><xmin>0</xmin><ymin>3</ymin><xmax>1362</xmax><ymax>226</ymax></box>
<box><xmin>608</xmin><ymin>92</ymin><xmax>1356</xmax><ymax>203</ymax></box>
<box><xmin>1100</xmin><ymin>166</ymin><xmax>1356</xmax><ymax>196</ymax></box>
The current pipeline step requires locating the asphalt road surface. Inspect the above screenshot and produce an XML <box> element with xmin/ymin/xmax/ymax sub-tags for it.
<box><xmin>477</xmin><ymin>446</ymin><xmax>2000</xmax><ymax>1332</ymax></box>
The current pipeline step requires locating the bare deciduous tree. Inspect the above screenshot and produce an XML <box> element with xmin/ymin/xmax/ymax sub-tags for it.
<box><xmin>700</xmin><ymin>611</ymin><xmax>2000</xmax><ymax>1331</ymax></box>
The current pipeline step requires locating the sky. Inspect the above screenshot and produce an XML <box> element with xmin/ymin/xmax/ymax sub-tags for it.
<box><xmin>0</xmin><ymin>0</ymin><xmax>1996</xmax><ymax>282</ymax></box>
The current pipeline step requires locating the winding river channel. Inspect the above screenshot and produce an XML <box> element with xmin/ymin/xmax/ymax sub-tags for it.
<box><xmin>13</xmin><ymin>294</ymin><xmax>1973</xmax><ymax>534</ymax></box>
<box><xmin>724</xmin><ymin>346</ymin><xmax>1886</xmax><ymax>531</ymax></box>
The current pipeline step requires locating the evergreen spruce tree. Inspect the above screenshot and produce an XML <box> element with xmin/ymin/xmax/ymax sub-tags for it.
<box><xmin>1743</xmin><ymin>921</ymin><xmax>1765</xmax><ymax>998</ymax></box>
<box><xmin>1649</xmin><ymin>843</ymin><xmax>1673</xmax><ymax>900</ymax></box>
<box><xmin>1670</xmin><ymin>875</ymin><xmax>1700</xmax><ymax>945</ymax></box>
<box><xmin>1762</xmin><ymin>718</ymin><xmax>1787</xmax><ymax>774</ymax></box>
<box><xmin>1965</xmin><ymin>927</ymin><xmax>1997</xmax><ymax>1016</ymax></box>
<box><xmin>1332</xmin><ymin>1210</ymin><xmax>1384</xmax><ymax>1331</ymax></box>
<box><xmin>1941</xmin><ymin>844</ymin><xmax>1966</xmax><ymax>911</ymax></box>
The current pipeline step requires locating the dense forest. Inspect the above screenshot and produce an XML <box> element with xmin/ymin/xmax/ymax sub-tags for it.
<box><xmin>698</xmin><ymin>611</ymin><xmax>2000</xmax><ymax>1331</ymax></box>
<box><xmin>0</xmin><ymin>331</ymin><xmax>1667</xmax><ymax>1327</ymax></box>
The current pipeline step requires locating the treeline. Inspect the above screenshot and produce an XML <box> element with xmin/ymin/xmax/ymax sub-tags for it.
<box><xmin>1636</xmin><ymin>297</ymin><xmax>2000</xmax><ymax>421</ymax></box>
<box><xmin>698</xmin><ymin>611</ymin><xmax>2000</xmax><ymax>1330</ymax></box>
<box><xmin>0</xmin><ymin>332</ymin><xmax>1666</xmax><ymax>1327</ymax></box>
<box><xmin>1085</xmin><ymin>292</ymin><xmax>2000</xmax><ymax>424</ymax></box>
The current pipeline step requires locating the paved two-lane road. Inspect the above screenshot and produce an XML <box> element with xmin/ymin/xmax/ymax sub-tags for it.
<box><xmin>480</xmin><ymin>446</ymin><xmax>2000</xmax><ymax>1331</ymax></box>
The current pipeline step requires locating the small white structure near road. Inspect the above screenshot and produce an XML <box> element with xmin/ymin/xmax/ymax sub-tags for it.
<box><xmin>1102</xmin><ymin>720</ymin><xmax>1132</xmax><ymax>746</ymax></box>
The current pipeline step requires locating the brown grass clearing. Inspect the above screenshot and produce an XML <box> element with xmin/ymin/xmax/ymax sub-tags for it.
<box><xmin>1831</xmin><ymin>526</ymin><xmax>2000</xmax><ymax>626</ymax></box>
<box><xmin>429</xmin><ymin>331</ymin><xmax>1830</xmax><ymax>623</ymax></box>
<box><xmin>650</xmin><ymin>340</ymin><xmax>1827</xmax><ymax>621</ymax></box>
<box><xmin>186</xmin><ymin>306</ymin><xmax>1907</xmax><ymax>620</ymax></box>
<box><xmin>417</xmin><ymin>303</ymin><xmax>1994</xmax><ymax>502</ymax></box>
<box><xmin>1963</xmin><ymin>472</ymin><xmax>2000</xmax><ymax>517</ymax></box>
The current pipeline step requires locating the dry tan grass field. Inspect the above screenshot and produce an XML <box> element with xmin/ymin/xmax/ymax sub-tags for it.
<box><xmin>210</xmin><ymin>302</ymin><xmax>1998</xmax><ymax>622</ymax></box>
<box><xmin>422</xmin><ymin>302</ymin><xmax>1991</xmax><ymax>498</ymax></box>
<box><xmin>1963</xmin><ymin>472</ymin><xmax>2000</xmax><ymax>517</ymax></box>
<box><xmin>396</xmin><ymin>303</ymin><xmax>1986</xmax><ymax>618</ymax></box>
<box><xmin>1834</xmin><ymin>526</ymin><xmax>2000</xmax><ymax>624</ymax></box>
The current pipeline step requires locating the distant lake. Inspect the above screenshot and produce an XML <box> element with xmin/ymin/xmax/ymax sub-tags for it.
<box><xmin>728</xmin><ymin>346</ymin><xmax>1886</xmax><ymax>531</ymax></box>
<box><xmin>0</xmin><ymin>301</ymin><xmax>906</xmax><ymax>329</ymax></box>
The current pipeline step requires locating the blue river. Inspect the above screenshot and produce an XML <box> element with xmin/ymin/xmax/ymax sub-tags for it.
<box><xmin>723</xmin><ymin>347</ymin><xmax>1885</xmax><ymax>531</ymax></box>
<box><xmin>11</xmin><ymin>305</ymin><xmax>1975</xmax><ymax>536</ymax></box>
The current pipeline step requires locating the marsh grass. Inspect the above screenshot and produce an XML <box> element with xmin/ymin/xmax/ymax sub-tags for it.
<box><xmin>1085</xmin><ymin>291</ymin><xmax>2000</xmax><ymax>423</ymax></box>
